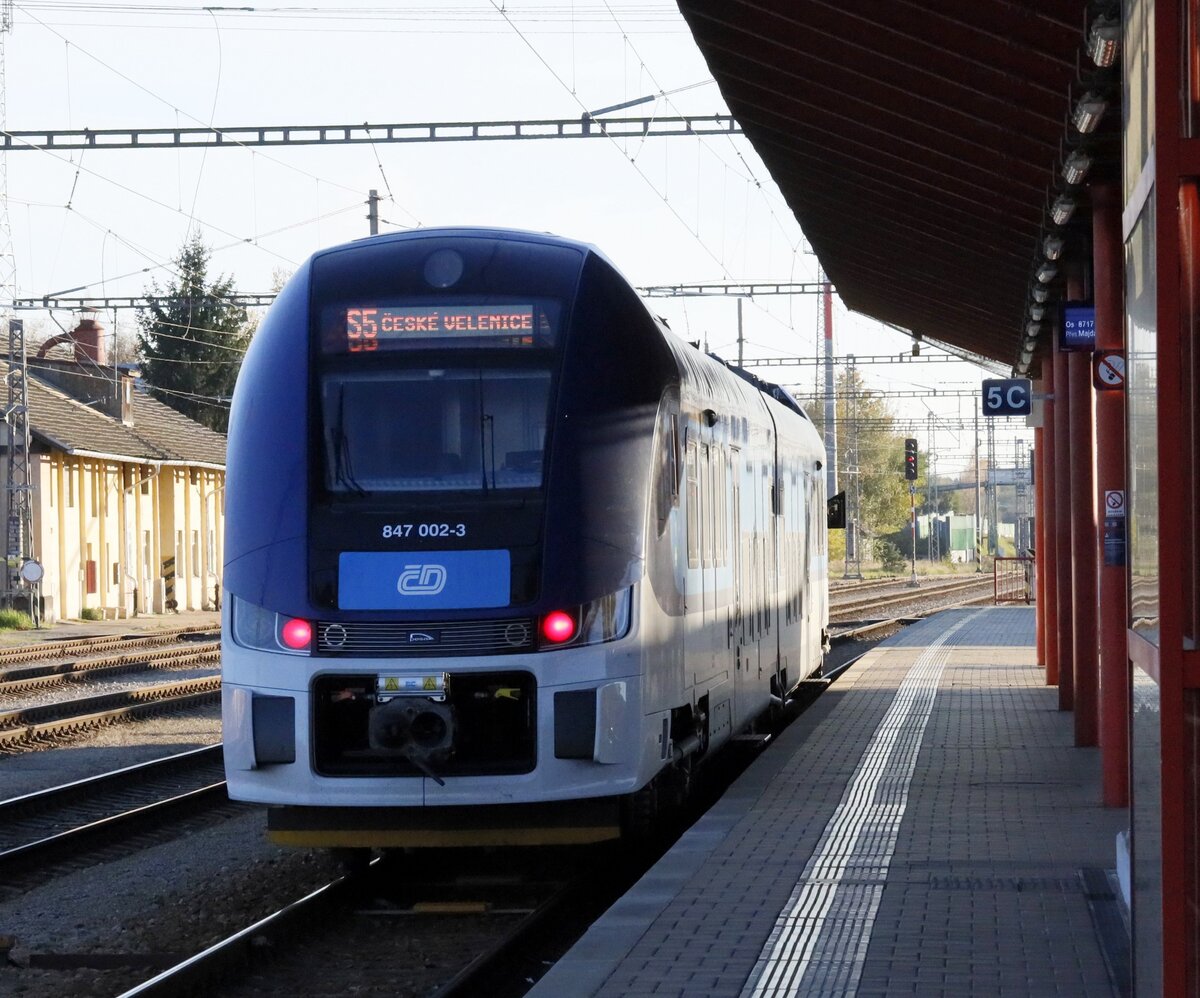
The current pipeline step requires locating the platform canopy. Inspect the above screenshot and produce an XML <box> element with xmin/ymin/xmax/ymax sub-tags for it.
<box><xmin>676</xmin><ymin>0</ymin><xmax>1119</xmax><ymax>371</ymax></box>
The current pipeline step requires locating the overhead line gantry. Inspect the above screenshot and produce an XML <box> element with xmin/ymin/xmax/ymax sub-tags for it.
<box><xmin>0</xmin><ymin>115</ymin><xmax>742</xmax><ymax>152</ymax></box>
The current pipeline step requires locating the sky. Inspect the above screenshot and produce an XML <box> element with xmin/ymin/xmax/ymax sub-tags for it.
<box><xmin>0</xmin><ymin>0</ymin><xmax>1030</xmax><ymax>476</ymax></box>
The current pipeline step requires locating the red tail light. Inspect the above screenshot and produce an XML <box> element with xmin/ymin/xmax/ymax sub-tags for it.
<box><xmin>280</xmin><ymin>617</ymin><xmax>313</xmax><ymax>650</ymax></box>
<box><xmin>541</xmin><ymin>610</ymin><xmax>576</xmax><ymax>644</ymax></box>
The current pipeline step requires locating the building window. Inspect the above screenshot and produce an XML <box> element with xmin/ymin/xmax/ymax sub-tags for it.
<box><xmin>191</xmin><ymin>530</ymin><xmax>200</xmax><ymax>577</ymax></box>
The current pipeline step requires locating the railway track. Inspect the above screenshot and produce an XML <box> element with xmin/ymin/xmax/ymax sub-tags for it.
<box><xmin>0</xmin><ymin>641</ymin><xmax>220</xmax><ymax>698</ymax></box>
<box><xmin>118</xmin><ymin>851</ymin><xmax>606</xmax><ymax>998</ymax></box>
<box><xmin>0</xmin><ymin>625</ymin><xmax>218</xmax><ymax>668</ymax></box>
<box><xmin>0</xmin><ymin>629</ymin><xmax>222</xmax><ymax>750</ymax></box>
<box><xmin>0</xmin><ymin>675</ymin><xmax>222</xmax><ymax>751</ymax></box>
<box><xmin>0</xmin><ymin>745</ymin><xmax>237</xmax><ymax>897</ymax></box>
<box><xmin>829</xmin><ymin>575</ymin><xmax>993</xmax><ymax>621</ymax></box>
<box><xmin>829</xmin><ymin>583</ymin><xmax>996</xmax><ymax>643</ymax></box>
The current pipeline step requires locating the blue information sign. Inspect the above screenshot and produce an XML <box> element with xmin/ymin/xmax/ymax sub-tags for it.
<box><xmin>1062</xmin><ymin>304</ymin><xmax>1096</xmax><ymax>350</ymax></box>
<box><xmin>981</xmin><ymin>378</ymin><xmax>1032</xmax><ymax>417</ymax></box>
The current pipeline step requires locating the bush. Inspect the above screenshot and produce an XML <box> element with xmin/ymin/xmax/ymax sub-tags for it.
<box><xmin>0</xmin><ymin>608</ymin><xmax>33</xmax><ymax>630</ymax></box>
<box><xmin>876</xmin><ymin>540</ymin><xmax>907</xmax><ymax>574</ymax></box>
<box><xmin>80</xmin><ymin>607</ymin><xmax>104</xmax><ymax>621</ymax></box>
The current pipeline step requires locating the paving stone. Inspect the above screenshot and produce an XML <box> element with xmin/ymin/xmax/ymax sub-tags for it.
<box><xmin>529</xmin><ymin>608</ymin><xmax>1128</xmax><ymax>998</ymax></box>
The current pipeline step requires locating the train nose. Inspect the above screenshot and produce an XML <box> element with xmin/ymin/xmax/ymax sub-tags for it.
<box><xmin>368</xmin><ymin>699</ymin><xmax>455</xmax><ymax>762</ymax></box>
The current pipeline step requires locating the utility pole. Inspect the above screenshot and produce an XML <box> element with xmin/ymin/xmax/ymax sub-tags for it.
<box><xmin>843</xmin><ymin>356</ymin><xmax>862</xmax><ymax>579</ymax></box>
<box><xmin>0</xmin><ymin>1</ymin><xmax>28</xmax><ymax>610</ymax></box>
<box><xmin>926</xmin><ymin>411</ymin><xmax>934</xmax><ymax>562</ymax></box>
<box><xmin>974</xmin><ymin>405</ymin><xmax>982</xmax><ymax>571</ymax></box>
<box><xmin>987</xmin><ymin>417</ymin><xmax>998</xmax><ymax>555</ymax></box>
<box><xmin>929</xmin><ymin>414</ymin><xmax>941</xmax><ymax>562</ymax></box>
<box><xmin>736</xmin><ymin>297</ymin><xmax>743</xmax><ymax>368</ymax></box>
<box><xmin>367</xmin><ymin>189</ymin><xmax>380</xmax><ymax>236</ymax></box>
<box><xmin>819</xmin><ymin>269</ymin><xmax>837</xmax><ymax>503</ymax></box>
<box><xmin>4</xmin><ymin>317</ymin><xmax>31</xmax><ymax>608</ymax></box>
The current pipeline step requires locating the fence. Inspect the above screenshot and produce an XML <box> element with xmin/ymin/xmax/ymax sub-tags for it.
<box><xmin>994</xmin><ymin>556</ymin><xmax>1035</xmax><ymax>604</ymax></box>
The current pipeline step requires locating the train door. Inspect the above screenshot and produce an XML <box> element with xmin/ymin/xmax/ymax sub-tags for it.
<box><xmin>768</xmin><ymin>446</ymin><xmax>784</xmax><ymax>698</ymax></box>
<box><xmin>729</xmin><ymin>447</ymin><xmax>741</xmax><ymax>644</ymax></box>
<box><xmin>798</xmin><ymin>470</ymin><xmax>814</xmax><ymax>679</ymax></box>
<box><xmin>684</xmin><ymin>431</ymin><xmax>718</xmax><ymax>689</ymax></box>
<box><xmin>703</xmin><ymin>440</ymin><xmax>722</xmax><ymax>684</ymax></box>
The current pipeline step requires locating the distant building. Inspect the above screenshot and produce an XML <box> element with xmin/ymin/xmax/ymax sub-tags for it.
<box><xmin>0</xmin><ymin>340</ymin><xmax>226</xmax><ymax>621</ymax></box>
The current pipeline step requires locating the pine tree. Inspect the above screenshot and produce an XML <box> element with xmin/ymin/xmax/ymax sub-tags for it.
<box><xmin>136</xmin><ymin>233</ymin><xmax>250</xmax><ymax>432</ymax></box>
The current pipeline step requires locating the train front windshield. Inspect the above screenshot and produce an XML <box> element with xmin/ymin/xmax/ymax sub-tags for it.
<box><xmin>322</xmin><ymin>367</ymin><xmax>551</xmax><ymax>493</ymax></box>
<box><xmin>316</xmin><ymin>297</ymin><xmax>562</xmax><ymax>497</ymax></box>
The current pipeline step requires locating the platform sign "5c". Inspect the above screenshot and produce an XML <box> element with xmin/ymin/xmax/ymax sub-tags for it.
<box><xmin>982</xmin><ymin>378</ymin><xmax>1032</xmax><ymax>417</ymax></box>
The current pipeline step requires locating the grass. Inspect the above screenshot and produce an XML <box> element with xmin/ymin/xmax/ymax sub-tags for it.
<box><xmin>80</xmin><ymin>607</ymin><xmax>104</xmax><ymax>621</ymax></box>
<box><xmin>0</xmin><ymin>608</ymin><xmax>33</xmax><ymax>630</ymax></box>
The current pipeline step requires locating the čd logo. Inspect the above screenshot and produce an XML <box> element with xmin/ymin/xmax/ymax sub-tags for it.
<box><xmin>397</xmin><ymin>564</ymin><xmax>448</xmax><ymax>596</ymax></box>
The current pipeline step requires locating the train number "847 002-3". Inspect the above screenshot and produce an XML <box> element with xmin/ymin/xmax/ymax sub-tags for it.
<box><xmin>382</xmin><ymin>523</ymin><xmax>467</xmax><ymax>539</ymax></box>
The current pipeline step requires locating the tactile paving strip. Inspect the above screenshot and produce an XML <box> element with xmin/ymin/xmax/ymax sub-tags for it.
<box><xmin>741</xmin><ymin>611</ymin><xmax>984</xmax><ymax>998</ymax></box>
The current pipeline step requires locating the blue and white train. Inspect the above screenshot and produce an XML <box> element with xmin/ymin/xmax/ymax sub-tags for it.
<box><xmin>221</xmin><ymin>227</ymin><xmax>829</xmax><ymax>848</ymax></box>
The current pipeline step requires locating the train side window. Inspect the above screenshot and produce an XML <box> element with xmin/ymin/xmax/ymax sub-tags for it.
<box><xmin>718</xmin><ymin>449</ymin><xmax>728</xmax><ymax>566</ymax></box>
<box><xmin>686</xmin><ymin>438</ymin><xmax>699</xmax><ymax>569</ymax></box>
<box><xmin>731</xmin><ymin>448</ymin><xmax>741</xmax><ymax>625</ymax></box>
<box><xmin>702</xmin><ymin>444</ymin><xmax>713</xmax><ymax>569</ymax></box>
<box><xmin>655</xmin><ymin>412</ymin><xmax>680</xmax><ymax>536</ymax></box>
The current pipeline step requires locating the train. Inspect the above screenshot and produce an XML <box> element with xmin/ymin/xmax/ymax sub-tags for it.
<box><xmin>221</xmin><ymin>226</ymin><xmax>831</xmax><ymax>848</ymax></box>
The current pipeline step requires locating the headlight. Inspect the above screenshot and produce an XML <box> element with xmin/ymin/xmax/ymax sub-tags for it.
<box><xmin>230</xmin><ymin>595</ymin><xmax>312</xmax><ymax>655</ymax></box>
<box><xmin>537</xmin><ymin>587</ymin><xmax>632</xmax><ymax>650</ymax></box>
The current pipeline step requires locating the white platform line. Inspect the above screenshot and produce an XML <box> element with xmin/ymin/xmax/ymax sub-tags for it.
<box><xmin>741</xmin><ymin>611</ymin><xmax>982</xmax><ymax>998</ymax></box>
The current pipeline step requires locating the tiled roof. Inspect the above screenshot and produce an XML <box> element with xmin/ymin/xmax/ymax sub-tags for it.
<box><xmin>128</xmin><ymin>392</ymin><xmax>227</xmax><ymax>466</ymax></box>
<box><xmin>5</xmin><ymin>360</ymin><xmax>226</xmax><ymax>468</ymax></box>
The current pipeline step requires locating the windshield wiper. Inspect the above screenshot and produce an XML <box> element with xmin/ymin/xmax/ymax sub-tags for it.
<box><xmin>333</xmin><ymin>389</ymin><xmax>367</xmax><ymax>496</ymax></box>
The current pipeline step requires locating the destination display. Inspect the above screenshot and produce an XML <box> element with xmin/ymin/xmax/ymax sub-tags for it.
<box><xmin>1061</xmin><ymin>304</ymin><xmax>1096</xmax><ymax>351</ymax></box>
<box><xmin>332</xmin><ymin>304</ymin><xmax>555</xmax><ymax>353</ymax></box>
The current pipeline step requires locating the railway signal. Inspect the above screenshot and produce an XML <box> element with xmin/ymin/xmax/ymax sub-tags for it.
<box><xmin>904</xmin><ymin>438</ymin><xmax>918</xmax><ymax>480</ymax></box>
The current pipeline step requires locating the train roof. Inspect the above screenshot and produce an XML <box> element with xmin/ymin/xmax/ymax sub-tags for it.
<box><xmin>313</xmin><ymin>225</ymin><xmax>605</xmax><ymax>261</ymax></box>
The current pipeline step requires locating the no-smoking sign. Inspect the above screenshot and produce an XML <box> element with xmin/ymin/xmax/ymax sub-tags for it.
<box><xmin>1105</xmin><ymin>490</ymin><xmax>1126</xmax><ymax>516</ymax></box>
<box><xmin>1093</xmin><ymin>350</ymin><xmax>1125</xmax><ymax>390</ymax></box>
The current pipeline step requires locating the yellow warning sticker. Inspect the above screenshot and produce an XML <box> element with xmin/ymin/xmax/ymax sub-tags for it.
<box><xmin>375</xmin><ymin>673</ymin><xmax>449</xmax><ymax>696</ymax></box>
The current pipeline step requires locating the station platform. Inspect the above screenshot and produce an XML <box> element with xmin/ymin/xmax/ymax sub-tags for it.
<box><xmin>530</xmin><ymin>607</ymin><xmax>1130</xmax><ymax>998</ymax></box>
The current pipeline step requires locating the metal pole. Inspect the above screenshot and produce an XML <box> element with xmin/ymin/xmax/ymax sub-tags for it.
<box><xmin>736</xmin><ymin>297</ymin><xmax>743</xmax><ymax>368</ymax></box>
<box><xmin>926</xmin><ymin>412</ymin><xmax>934</xmax><ymax>562</ymax></box>
<box><xmin>974</xmin><ymin>405</ymin><xmax>982</xmax><ymax>571</ymax></box>
<box><xmin>988</xmin><ymin>418</ymin><xmax>998</xmax><ymax>555</ymax></box>
<box><xmin>821</xmin><ymin>272</ymin><xmax>837</xmax><ymax>501</ymax></box>
<box><xmin>908</xmin><ymin>486</ymin><xmax>918</xmax><ymax>587</ymax></box>
<box><xmin>367</xmin><ymin>189</ymin><xmax>379</xmax><ymax>236</ymax></box>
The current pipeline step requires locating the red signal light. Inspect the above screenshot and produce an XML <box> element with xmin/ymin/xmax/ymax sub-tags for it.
<box><xmin>541</xmin><ymin>610</ymin><xmax>576</xmax><ymax>644</ymax></box>
<box><xmin>280</xmin><ymin>617</ymin><xmax>313</xmax><ymax>650</ymax></box>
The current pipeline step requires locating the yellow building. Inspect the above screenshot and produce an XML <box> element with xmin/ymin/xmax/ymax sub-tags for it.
<box><xmin>2</xmin><ymin>357</ymin><xmax>226</xmax><ymax>621</ymax></box>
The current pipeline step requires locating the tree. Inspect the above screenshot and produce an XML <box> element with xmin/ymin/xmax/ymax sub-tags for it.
<box><xmin>804</xmin><ymin>367</ymin><xmax>912</xmax><ymax>548</ymax></box>
<box><xmin>137</xmin><ymin>233</ymin><xmax>250</xmax><ymax>432</ymax></box>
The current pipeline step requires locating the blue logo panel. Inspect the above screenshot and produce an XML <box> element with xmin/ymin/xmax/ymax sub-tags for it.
<box><xmin>338</xmin><ymin>550</ymin><xmax>511</xmax><ymax>610</ymax></box>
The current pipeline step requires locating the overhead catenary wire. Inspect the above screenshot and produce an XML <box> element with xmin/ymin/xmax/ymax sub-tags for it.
<box><xmin>16</xmin><ymin>6</ymin><xmax>373</xmax><ymax>200</ymax></box>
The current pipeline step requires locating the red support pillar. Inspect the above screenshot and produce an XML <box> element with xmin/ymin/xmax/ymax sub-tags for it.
<box><xmin>1069</xmin><ymin>348</ymin><xmax>1099</xmax><ymax>746</ymax></box>
<box><xmin>1034</xmin><ymin>420</ymin><xmax>1046</xmax><ymax>669</ymax></box>
<box><xmin>1053</xmin><ymin>343</ymin><xmax>1074</xmax><ymax>709</ymax></box>
<box><xmin>1041</xmin><ymin>366</ymin><xmax>1059</xmax><ymax>686</ymax></box>
<box><xmin>1091</xmin><ymin>181</ymin><xmax>1129</xmax><ymax>805</ymax></box>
